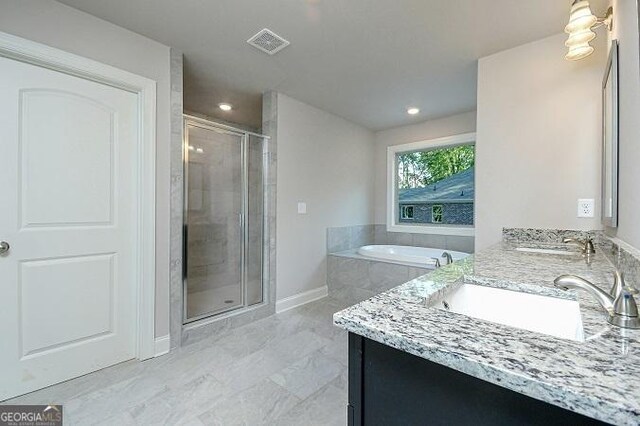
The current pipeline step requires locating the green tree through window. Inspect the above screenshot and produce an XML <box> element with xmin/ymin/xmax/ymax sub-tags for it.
<box><xmin>397</xmin><ymin>144</ymin><xmax>475</xmax><ymax>189</ymax></box>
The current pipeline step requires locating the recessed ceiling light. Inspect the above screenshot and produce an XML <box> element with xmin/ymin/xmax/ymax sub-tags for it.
<box><xmin>196</xmin><ymin>148</ymin><xmax>204</xmax><ymax>153</ymax></box>
<box><xmin>407</xmin><ymin>107</ymin><xmax>420</xmax><ymax>115</ymax></box>
<box><xmin>188</xmin><ymin>145</ymin><xmax>195</xmax><ymax>151</ymax></box>
<box><xmin>219</xmin><ymin>103</ymin><xmax>233</xmax><ymax>111</ymax></box>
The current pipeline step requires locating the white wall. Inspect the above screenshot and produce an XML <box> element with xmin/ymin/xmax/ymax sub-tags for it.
<box><xmin>373</xmin><ymin>111</ymin><xmax>477</xmax><ymax>225</ymax></box>
<box><xmin>475</xmin><ymin>33</ymin><xmax>607</xmax><ymax>250</ymax></box>
<box><xmin>0</xmin><ymin>0</ymin><xmax>172</xmax><ymax>337</ymax></box>
<box><xmin>607</xmin><ymin>0</ymin><xmax>640</xmax><ymax>248</ymax></box>
<box><xmin>276</xmin><ymin>94</ymin><xmax>375</xmax><ymax>300</ymax></box>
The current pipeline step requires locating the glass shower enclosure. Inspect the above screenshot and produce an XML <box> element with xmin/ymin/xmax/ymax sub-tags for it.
<box><xmin>183</xmin><ymin>116</ymin><xmax>266</xmax><ymax>323</ymax></box>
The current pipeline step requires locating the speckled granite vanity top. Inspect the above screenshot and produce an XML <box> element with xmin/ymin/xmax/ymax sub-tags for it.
<box><xmin>333</xmin><ymin>240</ymin><xmax>640</xmax><ymax>425</ymax></box>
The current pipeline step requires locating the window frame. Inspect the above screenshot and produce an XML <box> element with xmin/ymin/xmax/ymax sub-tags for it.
<box><xmin>431</xmin><ymin>204</ymin><xmax>443</xmax><ymax>223</ymax></box>
<box><xmin>387</xmin><ymin>132</ymin><xmax>476</xmax><ymax>236</ymax></box>
<box><xmin>400</xmin><ymin>205</ymin><xmax>414</xmax><ymax>220</ymax></box>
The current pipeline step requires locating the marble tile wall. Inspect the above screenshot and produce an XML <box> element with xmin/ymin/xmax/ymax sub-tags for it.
<box><xmin>374</xmin><ymin>224</ymin><xmax>475</xmax><ymax>253</ymax></box>
<box><xmin>262</xmin><ymin>91</ymin><xmax>278</xmax><ymax>317</ymax></box>
<box><xmin>169</xmin><ymin>49</ymin><xmax>184</xmax><ymax>348</ymax></box>
<box><xmin>326</xmin><ymin>224</ymin><xmax>475</xmax><ymax>254</ymax></box>
<box><xmin>247</xmin><ymin>135</ymin><xmax>265</xmax><ymax>305</ymax></box>
<box><xmin>326</xmin><ymin>225</ymin><xmax>375</xmax><ymax>253</ymax></box>
<box><xmin>326</xmin><ymin>255</ymin><xmax>430</xmax><ymax>306</ymax></box>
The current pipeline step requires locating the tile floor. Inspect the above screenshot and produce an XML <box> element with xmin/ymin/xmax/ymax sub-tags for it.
<box><xmin>4</xmin><ymin>298</ymin><xmax>350</xmax><ymax>425</ymax></box>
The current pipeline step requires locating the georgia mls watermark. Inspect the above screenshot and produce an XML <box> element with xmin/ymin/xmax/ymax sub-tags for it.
<box><xmin>0</xmin><ymin>405</ymin><xmax>62</xmax><ymax>426</ymax></box>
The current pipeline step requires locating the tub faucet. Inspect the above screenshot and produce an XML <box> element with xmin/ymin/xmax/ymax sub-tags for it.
<box><xmin>554</xmin><ymin>271</ymin><xmax>640</xmax><ymax>329</ymax></box>
<box><xmin>441</xmin><ymin>252</ymin><xmax>453</xmax><ymax>265</ymax></box>
<box><xmin>562</xmin><ymin>237</ymin><xmax>595</xmax><ymax>255</ymax></box>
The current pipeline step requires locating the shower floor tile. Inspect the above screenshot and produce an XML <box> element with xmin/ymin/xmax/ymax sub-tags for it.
<box><xmin>4</xmin><ymin>298</ymin><xmax>350</xmax><ymax>425</ymax></box>
<box><xmin>187</xmin><ymin>284</ymin><xmax>243</xmax><ymax>318</ymax></box>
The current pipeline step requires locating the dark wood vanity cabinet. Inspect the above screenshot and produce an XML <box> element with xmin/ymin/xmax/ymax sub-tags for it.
<box><xmin>347</xmin><ymin>333</ymin><xmax>606</xmax><ymax>426</ymax></box>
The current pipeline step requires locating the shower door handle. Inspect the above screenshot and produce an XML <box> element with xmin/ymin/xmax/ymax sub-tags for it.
<box><xmin>238</xmin><ymin>213</ymin><xmax>244</xmax><ymax>228</ymax></box>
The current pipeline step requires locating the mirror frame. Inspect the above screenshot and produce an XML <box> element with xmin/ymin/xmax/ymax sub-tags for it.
<box><xmin>602</xmin><ymin>40</ymin><xmax>619</xmax><ymax>228</ymax></box>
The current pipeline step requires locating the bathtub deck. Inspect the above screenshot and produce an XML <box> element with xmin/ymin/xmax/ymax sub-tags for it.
<box><xmin>329</xmin><ymin>248</ymin><xmax>437</xmax><ymax>270</ymax></box>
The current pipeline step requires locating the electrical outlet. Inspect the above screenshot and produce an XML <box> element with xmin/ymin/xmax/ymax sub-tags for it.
<box><xmin>577</xmin><ymin>199</ymin><xmax>595</xmax><ymax>218</ymax></box>
<box><xmin>297</xmin><ymin>202</ymin><xmax>307</xmax><ymax>214</ymax></box>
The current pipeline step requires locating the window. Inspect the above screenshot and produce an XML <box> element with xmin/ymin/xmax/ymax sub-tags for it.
<box><xmin>387</xmin><ymin>133</ymin><xmax>476</xmax><ymax>236</ymax></box>
<box><xmin>400</xmin><ymin>205</ymin><xmax>414</xmax><ymax>220</ymax></box>
<box><xmin>432</xmin><ymin>205</ymin><xmax>443</xmax><ymax>223</ymax></box>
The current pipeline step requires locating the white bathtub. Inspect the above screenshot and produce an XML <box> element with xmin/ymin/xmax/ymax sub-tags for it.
<box><xmin>357</xmin><ymin>245</ymin><xmax>469</xmax><ymax>267</ymax></box>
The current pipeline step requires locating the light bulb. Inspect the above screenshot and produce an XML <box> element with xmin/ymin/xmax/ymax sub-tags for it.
<box><xmin>565</xmin><ymin>28</ymin><xmax>596</xmax><ymax>47</ymax></box>
<box><xmin>566</xmin><ymin>43</ymin><xmax>595</xmax><ymax>61</ymax></box>
<box><xmin>565</xmin><ymin>1</ymin><xmax>597</xmax><ymax>33</ymax></box>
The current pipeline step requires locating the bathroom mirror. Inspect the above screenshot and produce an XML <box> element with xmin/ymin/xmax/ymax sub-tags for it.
<box><xmin>602</xmin><ymin>40</ymin><xmax>619</xmax><ymax>228</ymax></box>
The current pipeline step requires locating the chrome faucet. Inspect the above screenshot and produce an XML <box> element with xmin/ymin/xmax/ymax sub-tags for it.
<box><xmin>609</xmin><ymin>269</ymin><xmax>639</xmax><ymax>298</ymax></box>
<box><xmin>554</xmin><ymin>271</ymin><xmax>640</xmax><ymax>329</ymax></box>
<box><xmin>562</xmin><ymin>237</ymin><xmax>596</xmax><ymax>255</ymax></box>
<box><xmin>441</xmin><ymin>252</ymin><xmax>453</xmax><ymax>265</ymax></box>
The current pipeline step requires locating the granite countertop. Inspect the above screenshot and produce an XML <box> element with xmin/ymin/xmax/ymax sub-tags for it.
<box><xmin>333</xmin><ymin>241</ymin><xmax>640</xmax><ymax>425</ymax></box>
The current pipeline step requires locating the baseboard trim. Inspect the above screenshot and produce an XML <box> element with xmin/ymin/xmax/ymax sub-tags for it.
<box><xmin>276</xmin><ymin>286</ymin><xmax>328</xmax><ymax>314</ymax></box>
<box><xmin>154</xmin><ymin>335</ymin><xmax>170</xmax><ymax>357</ymax></box>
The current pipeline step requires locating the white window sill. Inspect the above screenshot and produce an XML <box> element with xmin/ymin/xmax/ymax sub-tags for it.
<box><xmin>387</xmin><ymin>223</ymin><xmax>475</xmax><ymax>237</ymax></box>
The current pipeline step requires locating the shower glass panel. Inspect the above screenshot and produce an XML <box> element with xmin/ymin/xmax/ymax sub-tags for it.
<box><xmin>184</xmin><ymin>118</ymin><xmax>266</xmax><ymax>323</ymax></box>
<box><xmin>185</xmin><ymin>125</ymin><xmax>243</xmax><ymax>320</ymax></box>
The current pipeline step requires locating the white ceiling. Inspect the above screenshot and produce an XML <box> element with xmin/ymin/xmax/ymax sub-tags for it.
<box><xmin>56</xmin><ymin>0</ymin><xmax>608</xmax><ymax>131</ymax></box>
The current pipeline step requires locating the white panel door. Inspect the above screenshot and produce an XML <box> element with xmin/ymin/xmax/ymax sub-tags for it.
<box><xmin>0</xmin><ymin>56</ymin><xmax>138</xmax><ymax>400</ymax></box>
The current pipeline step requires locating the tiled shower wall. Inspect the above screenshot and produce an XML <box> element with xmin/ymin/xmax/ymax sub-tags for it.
<box><xmin>326</xmin><ymin>224</ymin><xmax>475</xmax><ymax>254</ymax></box>
<box><xmin>170</xmin><ymin>90</ymin><xmax>279</xmax><ymax>347</ymax></box>
<box><xmin>180</xmin><ymin>92</ymin><xmax>278</xmax><ymax>346</ymax></box>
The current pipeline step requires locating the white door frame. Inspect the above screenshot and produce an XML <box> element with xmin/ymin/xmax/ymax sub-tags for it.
<box><xmin>0</xmin><ymin>31</ymin><xmax>157</xmax><ymax>360</ymax></box>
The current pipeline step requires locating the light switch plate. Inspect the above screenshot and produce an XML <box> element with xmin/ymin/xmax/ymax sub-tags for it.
<box><xmin>297</xmin><ymin>202</ymin><xmax>307</xmax><ymax>214</ymax></box>
<box><xmin>577</xmin><ymin>199</ymin><xmax>595</xmax><ymax>218</ymax></box>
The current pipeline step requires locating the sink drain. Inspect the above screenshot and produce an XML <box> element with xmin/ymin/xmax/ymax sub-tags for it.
<box><xmin>442</xmin><ymin>301</ymin><xmax>450</xmax><ymax>310</ymax></box>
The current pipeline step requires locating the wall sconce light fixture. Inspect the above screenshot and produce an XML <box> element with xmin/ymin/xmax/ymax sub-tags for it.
<box><xmin>565</xmin><ymin>1</ymin><xmax>613</xmax><ymax>61</ymax></box>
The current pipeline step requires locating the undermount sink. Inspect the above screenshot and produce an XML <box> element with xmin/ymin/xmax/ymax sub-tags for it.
<box><xmin>433</xmin><ymin>284</ymin><xmax>585</xmax><ymax>342</ymax></box>
<box><xmin>515</xmin><ymin>247</ymin><xmax>578</xmax><ymax>256</ymax></box>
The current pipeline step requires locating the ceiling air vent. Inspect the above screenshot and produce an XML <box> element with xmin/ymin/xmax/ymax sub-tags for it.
<box><xmin>247</xmin><ymin>28</ymin><xmax>290</xmax><ymax>55</ymax></box>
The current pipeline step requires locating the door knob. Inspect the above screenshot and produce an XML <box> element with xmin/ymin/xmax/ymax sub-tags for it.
<box><xmin>0</xmin><ymin>241</ymin><xmax>9</xmax><ymax>254</ymax></box>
